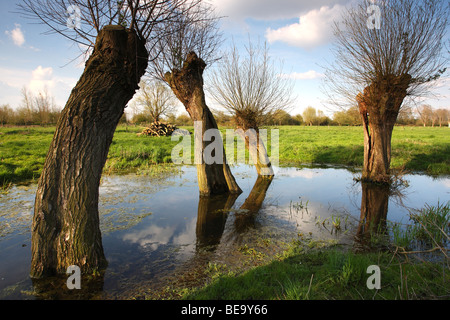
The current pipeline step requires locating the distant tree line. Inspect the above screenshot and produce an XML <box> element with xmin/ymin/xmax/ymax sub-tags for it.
<box><xmin>0</xmin><ymin>87</ymin><xmax>62</xmax><ymax>126</ymax></box>
<box><xmin>1</xmin><ymin>84</ymin><xmax>447</xmax><ymax>129</ymax></box>
<box><xmin>102</xmin><ymin>78</ymin><xmax>450</xmax><ymax>128</ymax></box>
<box><xmin>415</xmin><ymin>105</ymin><xmax>450</xmax><ymax>127</ymax></box>
<box><xmin>2</xmin><ymin>96</ymin><xmax>448</xmax><ymax>128</ymax></box>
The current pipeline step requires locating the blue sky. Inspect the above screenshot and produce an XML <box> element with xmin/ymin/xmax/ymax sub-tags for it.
<box><xmin>0</xmin><ymin>0</ymin><xmax>448</xmax><ymax>117</ymax></box>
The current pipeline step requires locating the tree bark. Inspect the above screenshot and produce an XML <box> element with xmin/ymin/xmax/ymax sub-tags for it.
<box><xmin>235</xmin><ymin>122</ymin><xmax>274</xmax><ymax>178</ymax></box>
<box><xmin>165</xmin><ymin>52</ymin><xmax>241</xmax><ymax>196</ymax></box>
<box><xmin>30</xmin><ymin>25</ymin><xmax>148</xmax><ymax>278</ymax></box>
<box><xmin>357</xmin><ymin>74</ymin><xmax>411</xmax><ymax>184</ymax></box>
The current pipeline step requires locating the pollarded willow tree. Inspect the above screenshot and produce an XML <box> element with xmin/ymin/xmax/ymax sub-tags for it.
<box><xmin>148</xmin><ymin>3</ymin><xmax>242</xmax><ymax>196</ymax></box>
<box><xmin>324</xmin><ymin>0</ymin><xmax>449</xmax><ymax>184</ymax></box>
<box><xmin>18</xmin><ymin>0</ymin><xmax>207</xmax><ymax>278</ymax></box>
<box><xmin>209</xmin><ymin>40</ymin><xmax>294</xmax><ymax>178</ymax></box>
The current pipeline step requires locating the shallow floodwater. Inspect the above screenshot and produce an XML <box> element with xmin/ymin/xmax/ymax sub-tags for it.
<box><xmin>0</xmin><ymin>165</ymin><xmax>448</xmax><ymax>299</ymax></box>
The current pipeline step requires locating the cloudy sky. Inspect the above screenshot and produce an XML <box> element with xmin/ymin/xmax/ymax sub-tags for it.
<box><xmin>0</xmin><ymin>0</ymin><xmax>448</xmax><ymax>117</ymax></box>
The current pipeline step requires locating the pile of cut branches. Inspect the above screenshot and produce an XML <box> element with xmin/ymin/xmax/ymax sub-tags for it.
<box><xmin>138</xmin><ymin>121</ymin><xmax>177</xmax><ymax>137</ymax></box>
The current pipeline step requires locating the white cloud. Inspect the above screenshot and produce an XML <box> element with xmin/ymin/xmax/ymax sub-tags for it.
<box><xmin>266</xmin><ymin>5</ymin><xmax>345</xmax><ymax>49</ymax></box>
<box><xmin>0</xmin><ymin>81</ymin><xmax>22</xmax><ymax>107</ymax></box>
<box><xmin>0</xmin><ymin>66</ymin><xmax>78</xmax><ymax>108</ymax></box>
<box><xmin>29</xmin><ymin>66</ymin><xmax>55</xmax><ymax>93</ymax></box>
<box><xmin>122</xmin><ymin>224</ymin><xmax>176</xmax><ymax>250</ymax></box>
<box><xmin>279</xmin><ymin>70</ymin><xmax>324</xmax><ymax>80</ymax></box>
<box><xmin>441</xmin><ymin>179</ymin><xmax>450</xmax><ymax>189</ymax></box>
<box><xmin>277</xmin><ymin>167</ymin><xmax>324</xmax><ymax>179</ymax></box>
<box><xmin>433</xmin><ymin>76</ymin><xmax>450</xmax><ymax>90</ymax></box>
<box><xmin>5</xmin><ymin>24</ymin><xmax>25</xmax><ymax>47</ymax></box>
<box><xmin>0</xmin><ymin>67</ymin><xmax>30</xmax><ymax>89</ymax></box>
<box><xmin>210</xmin><ymin>0</ymin><xmax>349</xmax><ymax>22</ymax></box>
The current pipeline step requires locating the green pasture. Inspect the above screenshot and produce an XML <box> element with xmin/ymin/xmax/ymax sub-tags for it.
<box><xmin>0</xmin><ymin>125</ymin><xmax>449</xmax><ymax>186</ymax></box>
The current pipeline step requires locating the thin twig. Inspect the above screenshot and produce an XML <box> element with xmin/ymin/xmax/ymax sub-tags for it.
<box><xmin>396</xmin><ymin>247</ymin><xmax>450</xmax><ymax>255</ymax></box>
<box><xmin>305</xmin><ymin>274</ymin><xmax>314</xmax><ymax>299</ymax></box>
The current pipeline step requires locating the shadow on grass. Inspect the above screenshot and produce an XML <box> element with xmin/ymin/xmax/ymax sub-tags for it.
<box><xmin>0</xmin><ymin>162</ymin><xmax>39</xmax><ymax>186</ymax></box>
<box><xmin>307</xmin><ymin>143</ymin><xmax>449</xmax><ymax>176</ymax></box>
<box><xmin>182</xmin><ymin>244</ymin><xmax>388</xmax><ymax>300</ymax></box>
<box><xmin>311</xmin><ymin>145</ymin><xmax>364</xmax><ymax>167</ymax></box>
<box><xmin>403</xmin><ymin>144</ymin><xmax>450</xmax><ymax>175</ymax></box>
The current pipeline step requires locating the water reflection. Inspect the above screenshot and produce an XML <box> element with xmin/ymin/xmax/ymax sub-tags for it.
<box><xmin>354</xmin><ymin>183</ymin><xmax>390</xmax><ymax>250</ymax></box>
<box><xmin>1</xmin><ymin>165</ymin><xmax>448</xmax><ymax>299</ymax></box>
<box><xmin>196</xmin><ymin>193</ymin><xmax>238</xmax><ymax>250</ymax></box>
<box><xmin>195</xmin><ymin>175</ymin><xmax>273</xmax><ymax>250</ymax></box>
<box><xmin>31</xmin><ymin>272</ymin><xmax>105</xmax><ymax>300</ymax></box>
<box><xmin>234</xmin><ymin>176</ymin><xmax>274</xmax><ymax>233</ymax></box>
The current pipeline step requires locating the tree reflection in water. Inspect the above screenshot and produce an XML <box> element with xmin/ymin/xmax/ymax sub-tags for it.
<box><xmin>356</xmin><ymin>183</ymin><xmax>390</xmax><ymax>244</ymax></box>
<box><xmin>234</xmin><ymin>176</ymin><xmax>274</xmax><ymax>233</ymax></box>
<box><xmin>196</xmin><ymin>193</ymin><xmax>239</xmax><ymax>250</ymax></box>
<box><xmin>354</xmin><ymin>181</ymin><xmax>408</xmax><ymax>251</ymax></box>
<box><xmin>31</xmin><ymin>272</ymin><xmax>105</xmax><ymax>300</ymax></box>
<box><xmin>195</xmin><ymin>175</ymin><xmax>273</xmax><ymax>251</ymax></box>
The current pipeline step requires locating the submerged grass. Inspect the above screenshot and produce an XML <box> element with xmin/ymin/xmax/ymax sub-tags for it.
<box><xmin>1</xmin><ymin>125</ymin><xmax>449</xmax><ymax>186</ymax></box>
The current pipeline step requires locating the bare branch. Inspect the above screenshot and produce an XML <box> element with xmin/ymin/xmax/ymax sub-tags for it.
<box><xmin>16</xmin><ymin>0</ymin><xmax>209</xmax><ymax>53</ymax></box>
<box><xmin>208</xmin><ymin>38</ymin><xmax>295</xmax><ymax>129</ymax></box>
<box><xmin>323</xmin><ymin>0</ymin><xmax>449</xmax><ymax>109</ymax></box>
<box><xmin>146</xmin><ymin>1</ymin><xmax>223</xmax><ymax>82</ymax></box>
<box><xmin>133</xmin><ymin>79</ymin><xmax>178</xmax><ymax>122</ymax></box>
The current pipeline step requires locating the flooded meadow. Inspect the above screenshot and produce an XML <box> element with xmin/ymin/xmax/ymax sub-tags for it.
<box><xmin>0</xmin><ymin>165</ymin><xmax>448</xmax><ymax>299</ymax></box>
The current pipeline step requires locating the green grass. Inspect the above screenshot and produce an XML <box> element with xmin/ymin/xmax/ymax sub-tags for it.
<box><xmin>104</xmin><ymin>125</ymin><xmax>182</xmax><ymax>173</ymax></box>
<box><xmin>391</xmin><ymin>201</ymin><xmax>450</xmax><ymax>249</ymax></box>
<box><xmin>1</xmin><ymin>125</ymin><xmax>449</xmax><ymax>186</ymax></box>
<box><xmin>182</xmin><ymin>240</ymin><xmax>449</xmax><ymax>300</ymax></box>
<box><xmin>1</xmin><ymin>125</ymin><xmax>449</xmax><ymax>300</ymax></box>
<box><xmin>180</xmin><ymin>201</ymin><xmax>450</xmax><ymax>300</ymax></box>
<box><xmin>0</xmin><ymin>125</ymin><xmax>185</xmax><ymax>185</ymax></box>
<box><xmin>0</xmin><ymin>126</ymin><xmax>55</xmax><ymax>185</ymax></box>
<box><xmin>275</xmin><ymin>126</ymin><xmax>450</xmax><ymax>175</ymax></box>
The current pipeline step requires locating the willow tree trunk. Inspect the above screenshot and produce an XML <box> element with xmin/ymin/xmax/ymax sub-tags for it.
<box><xmin>30</xmin><ymin>26</ymin><xmax>148</xmax><ymax>278</ymax></box>
<box><xmin>357</xmin><ymin>74</ymin><xmax>411</xmax><ymax>184</ymax></box>
<box><xmin>165</xmin><ymin>52</ymin><xmax>241</xmax><ymax>196</ymax></box>
<box><xmin>234</xmin><ymin>121</ymin><xmax>274</xmax><ymax>178</ymax></box>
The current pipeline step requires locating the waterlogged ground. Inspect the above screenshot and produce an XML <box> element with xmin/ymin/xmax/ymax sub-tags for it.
<box><xmin>0</xmin><ymin>165</ymin><xmax>448</xmax><ymax>299</ymax></box>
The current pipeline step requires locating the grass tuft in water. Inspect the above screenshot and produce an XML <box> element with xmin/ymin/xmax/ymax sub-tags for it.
<box><xmin>408</xmin><ymin>202</ymin><xmax>450</xmax><ymax>247</ymax></box>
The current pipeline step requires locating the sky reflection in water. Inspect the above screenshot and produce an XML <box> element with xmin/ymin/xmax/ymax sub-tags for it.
<box><xmin>0</xmin><ymin>165</ymin><xmax>448</xmax><ymax>299</ymax></box>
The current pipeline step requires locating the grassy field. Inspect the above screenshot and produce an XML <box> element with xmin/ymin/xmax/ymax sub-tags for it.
<box><xmin>1</xmin><ymin>125</ymin><xmax>449</xmax><ymax>186</ymax></box>
<box><xmin>276</xmin><ymin>125</ymin><xmax>450</xmax><ymax>174</ymax></box>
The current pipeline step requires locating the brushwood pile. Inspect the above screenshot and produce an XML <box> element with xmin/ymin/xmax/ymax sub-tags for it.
<box><xmin>138</xmin><ymin>121</ymin><xmax>178</xmax><ymax>137</ymax></box>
